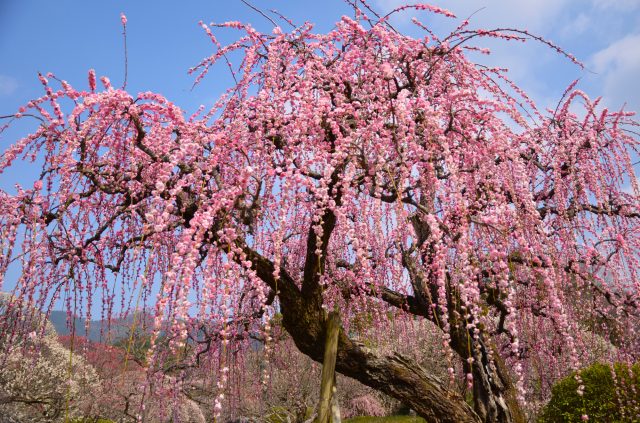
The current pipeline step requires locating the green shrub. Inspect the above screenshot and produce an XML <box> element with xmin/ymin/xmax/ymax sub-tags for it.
<box><xmin>538</xmin><ymin>362</ymin><xmax>640</xmax><ymax>422</ymax></box>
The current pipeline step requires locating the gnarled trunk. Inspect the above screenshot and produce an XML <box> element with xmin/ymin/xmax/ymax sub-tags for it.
<box><xmin>283</xmin><ymin>302</ymin><xmax>481</xmax><ymax>423</ymax></box>
<box><xmin>245</xmin><ymin>246</ymin><xmax>480</xmax><ymax>422</ymax></box>
<box><xmin>398</xmin><ymin>237</ymin><xmax>525</xmax><ymax>423</ymax></box>
<box><xmin>452</xmin><ymin>330</ymin><xmax>525</xmax><ymax>423</ymax></box>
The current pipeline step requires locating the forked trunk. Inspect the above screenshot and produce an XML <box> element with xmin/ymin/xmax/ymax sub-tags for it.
<box><xmin>276</xmin><ymin>295</ymin><xmax>481</xmax><ymax>423</ymax></box>
<box><xmin>469</xmin><ymin>340</ymin><xmax>525</xmax><ymax>423</ymax></box>
<box><xmin>449</xmin><ymin>325</ymin><xmax>525</xmax><ymax>423</ymax></box>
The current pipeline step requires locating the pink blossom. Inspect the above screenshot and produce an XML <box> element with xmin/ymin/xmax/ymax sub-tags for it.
<box><xmin>381</xmin><ymin>62</ymin><xmax>394</xmax><ymax>79</ymax></box>
<box><xmin>100</xmin><ymin>76</ymin><xmax>111</xmax><ymax>89</ymax></box>
<box><xmin>88</xmin><ymin>69</ymin><xmax>96</xmax><ymax>91</ymax></box>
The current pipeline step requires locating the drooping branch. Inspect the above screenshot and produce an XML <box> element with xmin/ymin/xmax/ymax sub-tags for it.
<box><xmin>241</xmin><ymin>242</ymin><xmax>481</xmax><ymax>422</ymax></box>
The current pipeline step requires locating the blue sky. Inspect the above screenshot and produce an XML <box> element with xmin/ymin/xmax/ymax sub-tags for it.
<box><xmin>1</xmin><ymin>0</ymin><xmax>639</xmax><ymax>194</ymax></box>
<box><xmin>1</xmin><ymin>0</ymin><xmax>639</xmax><ymax>119</ymax></box>
<box><xmin>0</xmin><ymin>1</ymin><xmax>354</xmax><ymax>115</ymax></box>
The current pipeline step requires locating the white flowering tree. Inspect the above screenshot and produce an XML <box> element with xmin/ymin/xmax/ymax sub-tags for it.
<box><xmin>0</xmin><ymin>295</ymin><xmax>100</xmax><ymax>422</ymax></box>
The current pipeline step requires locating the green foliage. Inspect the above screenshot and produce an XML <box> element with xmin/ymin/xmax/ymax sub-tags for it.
<box><xmin>538</xmin><ymin>362</ymin><xmax>640</xmax><ymax>422</ymax></box>
<box><xmin>265</xmin><ymin>406</ymin><xmax>294</xmax><ymax>423</ymax></box>
<box><xmin>112</xmin><ymin>328</ymin><xmax>153</xmax><ymax>364</ymax></box>
<box><xmin>112</xmin><ymin>330</ymin><xmax>189</xmax><ymax>372</ymax></box>
<box><xmin>344</xmin><ymin>416</ymin><xmax>425</xmax><ymax>423</ymax></box>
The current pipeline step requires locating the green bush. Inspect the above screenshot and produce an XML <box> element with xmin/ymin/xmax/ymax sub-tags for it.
<box><xmin>538</xmin><ymin>362</ymin><xmax>640</xmax><ymax>422</ymax></box>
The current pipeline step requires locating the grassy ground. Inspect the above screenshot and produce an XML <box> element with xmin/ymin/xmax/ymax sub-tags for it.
<box><xmin>344</xmin><ymin>416</ymin><xmax>426</xmax><ymax>423</ymax></box>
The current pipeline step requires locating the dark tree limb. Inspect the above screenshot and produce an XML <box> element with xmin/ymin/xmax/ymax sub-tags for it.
<box><xmin>238</xmin><ymin>243</ymin><xmax>480</xmax><ymax>423</ymax></box>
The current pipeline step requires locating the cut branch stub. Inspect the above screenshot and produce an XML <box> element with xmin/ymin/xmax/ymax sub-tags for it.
<box><xmin>316</xmin><ymin>311</ymin><xmax>341</xmax><ymax>423</ymax></box>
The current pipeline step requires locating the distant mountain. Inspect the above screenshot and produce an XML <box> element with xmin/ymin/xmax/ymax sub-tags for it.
<box><xmin>48</xmin><ymin>310</ymin><xmax>144</xmax><ymax>343</ymax></box>
<box><xmin>48</xmin><ymin>311</ymin><xmax>266</xmax><ymax>350</ymax></box>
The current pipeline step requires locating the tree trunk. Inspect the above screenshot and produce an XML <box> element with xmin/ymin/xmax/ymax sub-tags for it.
<box><xmin>460</xmin><ymin>335</ymin><xmax>525</xmax><ymax>423</ymax></box>
<box><xmin>244</xmin><ymin>243</ymin><xmax>522</xmax><ymax>422</ymax></box>
<box><xmin>278</xmin><ymin>296</ymin><xmax>480</xmax><ymax>422</ymax></box>
<box><xmin>400</xmin><ymin>247</ymin><xmax>525</xmax><ymax>423</ymax></box>
<box><xmin>246</xmin><ymin>234</ymin><xmax>482</xmax><ymax>422</ymax></box>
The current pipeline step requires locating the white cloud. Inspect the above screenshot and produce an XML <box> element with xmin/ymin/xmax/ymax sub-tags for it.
<box><xmin>0</xmin><ymin>75</ymin><xmax>18</xmax><ymax>96</ymax></box>
<box><xmin>560</xmin><ymin>13</ymin><xmax>590</xmax><ymax>37</ymax></box>
<box><xmin>372</xmin><ymin>0</ymin><xmax>577</xmax><ymax>91</ymax></box>
<box><xmin>372</xmin><ymin>1</ymin><xmax>640</xmax><ymax>114</ymax></box>
<box><xmin>592</xmin><ymin>0</ymin><xmax>640</xmax><ymax>11</ymax></box>
<box><xmin>374</xmin><ymin>0</ymin><xmax>572</xmax><ymax>32</ymax></box>
<box><xmin>592</xmin><ymin>34</ymin><xmax>640</xmax><ymax>70</ymax></box>
<box><xmin>591</xmin><ymin>33</ymin><xmax>640</xmax><ymax>112</ymax></box>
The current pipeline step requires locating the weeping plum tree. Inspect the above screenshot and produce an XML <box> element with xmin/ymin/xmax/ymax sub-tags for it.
<box><xmin>1</xmin><ymin>3</ymin><xmax>639</xmax><ymax>422</ymax></box>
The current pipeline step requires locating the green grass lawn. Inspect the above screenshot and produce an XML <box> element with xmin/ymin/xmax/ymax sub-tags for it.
<box><xmin>344</xmin><ymin>416</ymin><xmax>426</xmax><ymax>423</ymax></box>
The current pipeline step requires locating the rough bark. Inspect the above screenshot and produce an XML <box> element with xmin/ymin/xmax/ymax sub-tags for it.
<box><xmin>396</xmin><ymin>249</ymin><xmax>525</xmax><ymax>423</ymax></box>
<box><xmin>287</xmin><ymin>303</ymin><xmax>480</xmax><ymax>423</ymax></box>
<box><xmin>244</xmin><ymin>246</ymin><xmax>481</xmax><ymax>423</ymax></box>
<box><xmin>451</xmin><ymin>329</ymin><xmax>525</xmax><ymax>423</ymax></box>
<box><xmin>239</xmin><ymin>189</ymin><xmax>504</xmax><ymax>422</ymax></box>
